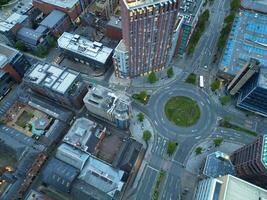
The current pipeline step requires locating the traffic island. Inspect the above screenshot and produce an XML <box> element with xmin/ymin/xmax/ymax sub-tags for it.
<box><xmin>164</xmin><ymin>96</ymin><xmax>201</xmax><ymax>127</ymax></box>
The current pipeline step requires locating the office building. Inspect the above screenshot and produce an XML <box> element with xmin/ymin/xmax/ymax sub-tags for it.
<box><xmin>83</xmin><ymin>84</ymin><xmax>131</xmax><ymax>129</ymax></box>
<box><xmin>175</xmin><ymin>0</ymin><xmax>204</xmax><ymax>56</ymax></box>
<box><xmin>113</xmin><ymin>0</ymin><xmax>179</xmax><ymax>78</ymax></box>
<box><xmin>237</xmin><ymin>68</ymin><xmax>267</xmax><ymax>116</ymax></box>
<box><xmin>0</xmin><ymin>13</ymin><xmax>28</xmax><ymax>45</ymax></box>
<box><xmin>219</xmin><ymin>10</ymin><xmax>267</xmax><ymax>80</ymax></box>
<box><xmin>0</xmin><ymin>43</ymin><xmax>30</xmax><ymax>82</ymax></box>
<box><xmin>23</xmin><ymin>62</ymin><xmax>88</xmax><ymax>109</ymax></box>
<box><xmin>231</xmin><ymin>135</ymin><xmax>267</xmax><ymax>189</ymax></box>
<box><xmin>241</xmin><ymin>0</ymin><xmax>267</xmax><ymax>14</ymax></box>
<box><xmin>227</xmin><ymin>58</ymin><xmax>260</xmax><ymax>95</ymax></box>
<box><xmin>33</xmin><ymin>0</ymin><xmax>90</xmax><ymax>21</ymax></box>
<box><xmin>195</xmin><ymin>175</ymin><xmax>267</xmax><ymax>200</ymax></box>
<box><xmin>57</xmin><ymin>32</ymin><xmax>113</xmax><ymax>69</ymax></box>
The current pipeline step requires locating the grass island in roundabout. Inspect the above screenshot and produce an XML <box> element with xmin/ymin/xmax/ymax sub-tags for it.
<box><xmin>164</xmin><ymin>96</ymin><xmax>201</xmax><ymax>127</ymax></box>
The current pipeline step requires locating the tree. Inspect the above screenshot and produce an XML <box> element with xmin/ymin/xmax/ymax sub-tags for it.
<box><xmin>139</xmin><ymin>90</ymin><xmax>148</xmax><ymax>101</ymax></box>
<box><xmin>213</xmin><ymin>138</ymin><xmax>223</xmax><ymax>147</ymax></box>
<box><xmin>143</xmin><ymin>130</ymin><xmax>152</xmax><ymax>142</ymax></box>
<box><xmin>46</xmin><ymin>35</ymin><xmax>56</xmax><ymax>47</ymax></box>
<box><xmin>230</xmin><ymin>0</ymin><xmax>240</xmax><ymax>11</ymax></box>
<box><xmin>167</xmin><ymin>141</ymin><xmax>178</xmax><ymax>156</ymax></box>
<box><xmin>167</xmin><ymin>67</ymin><xmax>174</xmax><ymax>78</ymax></box>
<box><xmin>35</xmin><ymin>44</ymin><xmax>48</xmax><ymax>57</ymax></box>
<box><xmin>15</xmin><ymin>41</ymin><xmax>26</xmax><ymax>51</ymax></box>
<box><xmin>210</xmin><ymin>80</ymin><xmax>220</xmax><ymax>91</ymax></box>
<box><xmin>148</xmin><ymin>71</ymin><xmax>157</xmax><ymax>84</ymax></box>
<box><xmin>195</xmin><ymin>147</ymin><xmax>203</xmax><ymax>155</ymax></box>
<box><xmin>137</xmin><ymin>112</ymin><xmax>144</xmax><ymax>122</ymax></box>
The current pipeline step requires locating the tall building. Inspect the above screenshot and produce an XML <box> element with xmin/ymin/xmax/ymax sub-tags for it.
<box><xmin>83</xmin><ymin>84</ymin><xmax>131</xmax><ymax>129</ymax></box>
<box><xmin>23</xmin><ymin>62</ymin><xmax>88</xmax><ymax>109</ymax></box>
<box><xmin>227</xmin><ymin>58</ymin><xmax>260</xmax><ymax>95</ymax></box>
<box><xmin>195</xmin><ymin>175</ymin><xmax>267</xmax><ymax>200</ymax></box>
<box><xmin>231</xmin><ymin>135</ymin><xmax>267</xmax><ymax>189</ymax></box>
<box><xmin>237</xmin><ymin>67</ymin><xmax>267</xmax><ymax>116</ymax></box>
<box><xmin>113</xmin><ymin>0</ymin><xmax>179</xmax><ymax>78</ymax></box>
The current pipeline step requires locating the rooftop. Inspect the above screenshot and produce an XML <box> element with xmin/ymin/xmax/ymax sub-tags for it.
<box><xmin>24</xmin><ymin>189</ymin><xmax>52</xmax><ymax>200</ymax></box>
<box><xmin>24</xmin><ymin>63</ymin><xmax>79</xmax><ymax>94</ymax></box>
<box><xmin>219</xmin><ymin>10</ymin><xmax>267</xmax><ymax>76</ymax></box>
<box><xmin>203</xmin><ymin>151</ymin><xmax>235</xmax><ymax>178</ymax></box>
<box><xmin>262</xmin><ymin>135</ymin><xmax>267</xmax><ymax>167</ymax></box>
<box><xmin>218</xmin><ymin>175</ymin><xmax>267</xmax><ymax>200</ymax></box>
<box><xmin>63</xmin><ymin>118</ymin><xmax>106</xmax><ymax>153</ymax></box>
<box><xmin>57</xmin><ymin>32</ymin><xmax>113</xmax><ymax>64</ymax></box>
<box><xmin>258</xmin><ymin>68</ymin><xmax>267</xmax><ymax>89</ymax></box>
<box><xmin>178</xmin><ymin>0</ymin><xmax>203</xmax><ymax>25</ymax></box>
<box><xmin>40</xmin><ymin>10</ymin><xmax>66</xmax><ymax>28</ymax></box>
<box><xmin>241</xmin><ymin>0</ymin><xmax>267</xmax><ymax>14</ymax></box>
<box><xmin>55</xmin><ymin>143</ymin><xmax>90</xmax><ymax>170</ymax></box>
<box><xmin>114</xmin><ymin>39</ymin><xmax>128</xmax><ymax>53</ymax></box>
<box><xmin>123</xmin><ymin>0</ymin><xmax>177</xmax><ymax>10</ymax></box>
<box><xmin>37</xmin><ymin>0</ymin><xmax>79</xmax><ymax>9</ymax></box>
<box><xmin>83</xmin><ymin>84</ymin><xmax>131</xmax><ymax>120</ymax></box>
<box><xmin>107</xmin><ymin>16</ymin><xmax>122</xmax><ymax>29</ymax></box>
<box><xmin>0</xmin><ymin>43</ymin><xmax>19</xmax><ymax>68</ymax></box>
<box><xmin>0</xmin><ymin>13</ymin><xmax>28</xmax><ymax>32</ymax></box>
<box><xmin>78</xmin><ymin>156</ymin><xmax>124</xmax><ymax>197</ymax></box>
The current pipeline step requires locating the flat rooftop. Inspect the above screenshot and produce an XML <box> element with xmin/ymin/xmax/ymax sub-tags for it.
<box><xmin>79</xmin><ymin>156</ymin><xmax>124</xmax><ymax>197</ymax></box>
<box><xmin>107</xmin><ymin>16</ymin><xmax>122</xmax><ymax>29</ymax></box>
<box><xmin>218</xmin><ymin>175</ymin><xmax>267</xmax><ymax>200</ymax></box>
<box><xmin>57</xmin><ymin>32</ymin><xmax>113</xmax><ymax>64</ymax></box>
<box><xmin>241</xmin><ymin>0</ymin><xmax>267</xmax><ymax>14</ymax></box>
<box><xmin>0</xmin><ymin>13</ymin><xmax>28</xmax><ymax>32</ymax></box>
<box><xmin>219</xmin><ymin>10</ymin><xmax>267</xmax><ymax>76</ymax></box>
<box><xmin>24</xmin><ymin>63</ymin><xmax>79</xmax><ymax>94</ymax></box>
<box><xmin>37</xmin><ymin>0</ymin><xmax>79</xmax><ymax>9</ymax></box>
<box><xmin>178</xmin><ymin>0</ymin><xmax>203</xmax><ymax>25</ymax></box>
<box><xmin>63</xmin><ymin>117</ymin><xmax>106</xmax><ymax>153</ymax></box>
<box><xmin>258</xmin><ymin>68</ymin><xmax>267</xmax><ymax>89</ymax></box>
<box><xmin>203</xmin><ymin>151</ymin><xmax>235</xmax><ymax>178</ymax></box>
<box><xmin>0</xmin><ymin>43</ymin><xmax>19</xmax><ymax>68</ymax></box>
<box><xmin>123</xmin><ymin>0</ymin><xmax>177</xmax><ymax>10</ymax></box>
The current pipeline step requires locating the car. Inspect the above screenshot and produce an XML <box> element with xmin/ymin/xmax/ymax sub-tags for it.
<box><xmin>17</xmin><ymin>5</ymin><xmax>21</xmax><ymax>8</ymax></box>
<box><xmin>12</xmin><ymin>8</ymin><xmax>17</xmax><ymax>12</ymax></box>
<box><xmin>19</xmin><ymin>2</ymin><xmax>24</xmax><ymax>5</ymax></box>
<box><xmin>204</xmin><ymin>65</ymin><xmax>208</xmax><ymax>69</ymax></box>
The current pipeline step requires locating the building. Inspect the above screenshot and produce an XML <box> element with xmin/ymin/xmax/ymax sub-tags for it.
<box><xmin>237</xmin><ymin>68</ymin><xmax>267</xmax><ymax>116</ymax></box>
<box><xmin>57</xmin><ymin>32</ymin><xmax>113</xmax><ymax>69</ymax></box>
<box><xmin>231</xmin><ymin>135</ymin><xmax>267</xmax><ymax>189</ymax></box>
<box><xmin>0</xmin><ymin>13</ymin><xmax>28</xmax><ymax>45</ymax></box>
<box><xmin>0</xmin><ymin>72</ymin><xmax>13</xmax><ymax>100</ymax></box>
<box><xmin>202</xmin><ymin>151</ymin><xmax>235</xmax><ymax>178</ymax></box>
<box><xmin>0</xmin><ymin>43</ymin><xmax>30</xmax><ymax>82</ymax></box>
<box><xmin>227</xmin><ymin>58</ymin><xmax>260</xmax><ymax>95</ymax></box>
<box><xmin>218</xmin><ymin>10</ymin><xmax>267</xmax><ymax>80</ymax></box>
<box><xmin>32</xmin><ymin>0</ymin><xmax>90</xmax><ymax>21</ymax></box>
<box><xmin>106</xmin><ymin>16</ymin><xmax>122</xmax><ymax>40</ymax></box>
<box><xmin>113</xmin><ymin>0</ymin><xmax>179</xmax><ymax>78</ymax></box>
<box><xmin>55</xmin><ymin>143</ymin><xmax>90</xmax><ymax>171</ymax></box>
<box><xmin>195</xmin><ymin>175</ymin><xmax>267</xmax><ymax>200</ymax></box>
<box><xmin>63</xmin><ymin>117</ymin><xmax>106</xmax><ymax>153</ymax></box>
<box><xmin>83</xmin><ymin>84</ymin><xmax>131</xmax><ymax>129</ymax></box>
<box><xmin>16</xmin><ymin>26</ymin><xmax>49</xmax><ymax>50</ymax></box>
<box><xmin>90</xmin><ymin>0</ymin><xmax>118</xmax><ymax>19</ymax></box>
<box><xmin>39</xmin><ymin>10</ymin><xmax>71</xmax><ymax>37</ymax></box>
<box><xmin>23</xmin><ymin>62</ymin><xmax>88</xmax><ymax>109</ymax></box>
<box><xmin>42</xmin><ymin>158</ymin><xmax>79</xmax><ymax>193</ymax></box>
<box><xmin>78</xmin><ymin>156</ymin><xmax>125</xmax><ymax>198</ymax></box>
<box><xmin>241</xmin><ymin>0</ymin><xmax>267</xmax><ymax>14</ymax></box>
<box><xmin>174</xmin><ymin>0</ymin><xmax>204</xmax><ymax>56</ymax></box>
<box><xmin>24</xmin><ymin>189</ymin><xmax>53</xmax><ymax>200</ymax></box>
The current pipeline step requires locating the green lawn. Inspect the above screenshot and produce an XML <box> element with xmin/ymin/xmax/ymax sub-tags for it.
<box><xmin>165</xmin><ymin>96</ymin><xmax>201</xmax><ymax>127</ymax></box>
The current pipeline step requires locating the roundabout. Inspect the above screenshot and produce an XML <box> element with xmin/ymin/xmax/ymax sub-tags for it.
<box><xmin>164</xmin><ymin>96</ymin><xmax>200</xmax><ymax>127</ymax></box>
<box><xmin>146</xmin><ymin>82</ymin><xmax>217</xmax><ymax>138</ymax></box>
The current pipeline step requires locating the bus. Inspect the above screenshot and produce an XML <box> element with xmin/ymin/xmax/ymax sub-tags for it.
<box><xmin>199</xmin><ymin>76</ymin><xmax>204</xmax><ymax>88</ymax></box>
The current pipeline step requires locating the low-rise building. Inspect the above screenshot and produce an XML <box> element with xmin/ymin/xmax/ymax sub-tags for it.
<box><xmin>241</xmin><ymin>0</ymin><xmax>267</xmax><ymax>14</ymax></box>
<box><xmin>57</xmin><ymin>32</ymin><xmax>113</xmax><ymax>69</ymax></box>
<box><xmin>195</xmin><ymin>175</ymin><xmax>267</xmax><ymax>200</ymax></box>
<box><xmin>0</xmin><ymin>13</ymin><xmax>28</xmax><ymax>45</ymax></box>
<box><xmin>83</xmin><ymin>84</ymin><xmax>131</xmax><ymax>129</ymax></box>
<box><xmin>39</xmin><ymin>10</ymin><xmax>71</xmax><ymax>37</ymax></box>
<box><xmin>33</xmin><ymin>0</ymin><xmax>90</xmax><ymax>21</ymax></box>
<box><xmin>106</xmin><ymin>16</ymin><xmax>122</xmax><ymax>40</ymax></box>
<box><xmin>23</xmin><ymin>62</ymin><xmax>88</xmax><ymax>109</ymax></box>
<box><xmin>0</xmin><ymin>43</ymin><xmax>30</xmax><ymax>82</ymax></box>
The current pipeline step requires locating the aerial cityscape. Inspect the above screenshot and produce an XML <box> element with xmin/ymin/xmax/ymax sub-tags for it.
<box><xmin>0</xmin><ymin>0</ymin><xmax>267</xmax><ymax>199</ymax></box>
